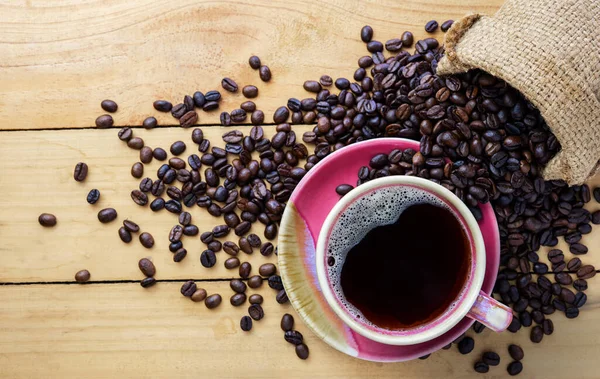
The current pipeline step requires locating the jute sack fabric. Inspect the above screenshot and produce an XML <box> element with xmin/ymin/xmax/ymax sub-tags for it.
<box><xmin>437</xmin><ymin>0</ymin><xmax>600</xmax><ymax>185</ymax></box>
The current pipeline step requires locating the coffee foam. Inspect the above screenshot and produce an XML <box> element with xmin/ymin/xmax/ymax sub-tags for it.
<box><xmin>326</xmin><ymin>185</ymin><xmax>459</xmax><ymax>329</ymax></box>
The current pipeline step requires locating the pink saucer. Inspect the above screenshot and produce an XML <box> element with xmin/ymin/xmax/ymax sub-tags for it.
<box><xmin>278</xmin><ymin>138</ymin><xmax>500</xmax><ymax>362</ymax></box>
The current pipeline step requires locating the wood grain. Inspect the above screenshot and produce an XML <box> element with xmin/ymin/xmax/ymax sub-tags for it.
<box><xmin>0</xmin><ymin>281</ymin><xmax>599</xmax><ymax>378</ymax></box>
<box><xmin>0</xmin><ymin>0</ymin><xmax>503</xmax><ymax>130</ymax></box>
<box><xmin>1</xmin><ymin>126</ymin><xmax>599</xmax><ymax>282</ymax></box>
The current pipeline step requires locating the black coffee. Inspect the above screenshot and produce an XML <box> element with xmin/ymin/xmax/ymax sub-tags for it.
<box><xmin>339</xmin><ymin>203</ymin><xmax>470</xmax><ymax>329</ymax></box>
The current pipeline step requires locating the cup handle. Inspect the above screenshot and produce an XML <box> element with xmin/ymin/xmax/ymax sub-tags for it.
<box><xmin>466</xmin><ymin>291</ymin><xmax>514</xmax><ymax>332</ymax></box>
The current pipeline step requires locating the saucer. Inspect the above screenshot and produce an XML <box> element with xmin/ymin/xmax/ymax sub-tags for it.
<box><xmin>278</xmin><ymin>138</ymin><xmax>500</xmax><ymax>362</ymax></box>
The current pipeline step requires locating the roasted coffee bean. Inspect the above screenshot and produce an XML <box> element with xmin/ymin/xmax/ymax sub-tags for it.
<box><xmin>131</xmin><ymin>162</ymin><xmax>144</xmax><ymax>178</ymax></box>
<box><xmin>164</xmin><ymin>199</ymin><xmax>182</xmax><ymax>213</ymax></box>
<box><xmin>441</xmin><ymin>19</ymin><xmax>454</xmax><ymax>32</ymax></box>
<box><xmin>38</xmin><ymin>213</ymin><xmax>57</xmax><ymax>227</ymax></box>
<box><xmin>474</xmin><ymin>361</ymin><xmax>489</xmax><ymax>373</ymax></box>
<box><xmin>118</xmin><ymin>226</ymin><xmax>132</xmax><ymax>243</ymax></box>
<box><xmin>425</xmin><ymin>20</ymin><xmax>439</xmax><ymax>32</ymax></box>
<box><xmin>200</xmin><ymin>249</ymin><xmax>217</xmax><ymax>268</ymax></box>
<box><xmin>123</xmin><ymin>219</ymin><xmax>139</xmax><ymax>233</ymax></box>
<box><xmin>247</xmin><ymin>294</ymin><xmax>262</xmax><ymax>305</ymax></box>
<box><xmin>231</xmin><ymin>109</ymin><xmax>247</xmax><ymax>123</ymax></box>
<box><xmin>574</xmin><ymin>279</ymin><xmax>588</xmax><ymax>291</ymax></box>
<box><xmin>223</xmin><ymin>241</ymin><xmax>239</xmax><ymax>256</ymax></box>
<box><xmin>230</xmin><ymin>279</ymin><xmax>247</xmax><ymax>294</ymax></box>
<box><xmin>239</xmin><ymin>237</ymin><xmax>253</xmax><ymax>254</ymax></box>
<box><xmin>284</xmin><ymin>330</ymin><xmax>303</xmax><ymax>345</ymax></box>
<box><xmin>385</xmin><ymin>38</ymin><xmax>403</xmax><ymax>52</ymax></box>
<box><xmin>248</xmin><ymin>275</ymin><xmax>263</xmax><ymax>289</ymax></box>
<box><xmin>259</xmin><ymin>65</ymin><xmax>272</xmax><ymax>82</ymax></box>
<box><xmin>85</xmin><ymin>189</ymin><xmax>100</xmax><ymax>205</ymax></box>
<box><xmin>73</xmin><ymin>162</ymin><xmax>88</xmax><ymax>182</ymax></box>
<box><xmin>276</xmin><ymin>289</ymin><xmax>289</xmax><ymax>304</ymax></box>
<box><xmin>259</xmin><ymin>263</ymin><xmax>276</xmax><ymax>277</ymax></box>
<box><xmin>74</xmin><ymin>269</ymin><xmax>91</xmax><ymax>283</ymax></box>
<box><xmin>139</xmin><ymin>232</ymin><xmax>154</xmax><ymax>248</ymax></box>
<box><xmin>264</xmin><ymin>223</ymin><xmax>277</xmax><ymax>240</ymax></box>
<box><xmin>295</xmin><ymin>344</ymin><xmax>309</xmax><ymax>360</ymax></box>
<box><xmin>150</xmin><ymin>198</ymin><xmax>165</xmax><ymax>211</ymax></box>
<box><xmin>259</xmin><ymin>242</ymin><xmax>274</xmax><ymax>257</ymax></box>
<box><xmin>458</xmin><ymin>337</ymin><xmax>474</xmax><ymax>354</ymax></box>
<box><xmin>95</xmin><ymin>114</ymin><xmax>113</xmax><ymax>128</ymax></box>
<box><xmin>230</xmin><ymin>293</ymin><xmax>247</xmax><ymax>306</ymax></box>
<box><xmin>238</xmin><ymin>262</ymin><xmax>252</xmax><ymax>279</ymax></box>
<box><xmin>191</xmin><ymin>288</ymin><xmax>207</xmax><ymax>302</ymax></box>
<box><xmin>542</xmin><ymin>318</ymin><xmax>554</xmax><ymax>335</ymax></box>
<box><xmin>140</xmin><ymin>277</ymin><xmax>156</xmax><ymax>288</ymax></box>
<box><xmin>205</xmin><ymin>294</ymin><xmax>222</xmax><ymax>309</ymax></box>
<box><xmin>170</xmin><ymin>141</ymin><xmax>186</xmax><ymax>156</ymax></box>
<box><xmin>180</xmin><ymin>281</ymin><xmax>197</xmax><ymax>297</ymax></box>
<box><xmin>169</xmin><ymin>225</ymin><xmax>183</xmax><ymax>243</ymax></box>
<box><xmin>173</xmin><ymin>248</ymin><xmax>187</xmax><ymax>262</ymax></box>
<box><xmin>508</xmin><ymin>345</ymin><xmax>524</xmax><ymax>361</ymax></box>
<box><xmin>169</xmin><ymin>241</ymin><xmax>183</xmax><ymax>253</ymax></box>
<box><xmin>221</xmin><ymin>77</ymin><xmax>238</xmax><ymax>92</ymax></box>
<box><xmin>208</xmin><ymin>240</ymin><xmax>222</xmax><ymax>252</ymax></box>
<box><xmin>319</xmin><ymin>75</ymin><xmax>333</xmax><ymax>87</ymax></box>
<box><xmin>138</xmin><ymin>258</ymin><xmax>156</xmax><ymax>277</ymax></box>
<box><xmin>570</xmin><ymin>243</ymin><xmax>588</xmax><ymax>255</ymax></box>
<box><xmin>507</xmin><ymin>361</ymin><xmax>523</xmax><ymax>376</ymax></box>
<box><xmin>268</xmin><ymin>275</ymin><xmax>283</xmax><ymax>290</ymax></box>
<box><xmin>98</xmin><ymin>208</ymin><xmax>117</xmax><ymax>223</ymax></box>
<box><xmin>401</xmin><ymin>31</ymin><xmax>414</xmax><ymax>46</ymax></box>
<box><xmin>101</xmin><ymin>99</ymin><xmax>118</xmax><ymax>113</ymax></box>
<box><xmin>239</xmin><ymin>315</ymin><xmax>253</xmax><ymax>332</ymax></box>
<box><xmin>131</xmin><ymin>190</ymin><xmax>148</xmax><ymax>206</ymax></box>
<box><xmin>153</xmin><ymin>147</ymin><xmax>167</xmax><ymax>161</ymax></box>
<box><xmin>360</xmin><ymin>25</ymin><xmax>373</xmax><ymax>42</ymax></box>
<box><xmin>242</xmin><ymin>85</ymin><xmax>258</xmax><ymax>98</ymax></box>
<box><xmin>153</xmin><ymin>100</ymin><xmax>173</xmax><ymax>112</ymax></box>
<box><xmin>273</xmin><ymin>106</ymin><xmax>290</xmax><ymax>123</ymax></box>
<box><xmin>118</xmin><ymin>127</ymin><xmax>132</xmax><ymax>141</ymax></box>
<box><xmin>482</xmin><ymin>351</ymin><xmax>500</xmax><ymax>366</ymax></box>
<box><xmin>248</xmin><ymin>304</ymin><xmax>264</xmax><ymax>321</ymax></box>
<box><xmin>127</xmin><ymin>137</ymin><xmax>144</xmax><ymax>150</ymax></box>
<box><xmin>248</xmin><ymin>55</ymin><xmax>261</xmax><ymax>69</ymax></box>
<box><xmin>577</xmin><ymin>265</ymin><xmax>596</xmax><ymax>279</ymax></box>
<box><xmin>530</xmin><ymin>325</ymin><xmax>543</xmax><ymax>343</ymax></box>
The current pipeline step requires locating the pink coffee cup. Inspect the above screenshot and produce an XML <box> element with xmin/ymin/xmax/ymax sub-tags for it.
<box><xmin>316</xmin><ymin>175</ymin><xmax>513</xmax><ymax>346</ymax></box>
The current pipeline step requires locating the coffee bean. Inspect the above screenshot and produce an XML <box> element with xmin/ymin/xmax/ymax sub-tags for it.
<box><xmin>131</xmin><ymin>162</ymin><xmax>144</xmax><ymax>178</ymax></box>
<box><xmin>170</xmin><ymin>141</ymin><xmax>186</xmax><ymax>156</ymax></box>
<box><xmin>86</xmin><ymin>189</ymin><xmax>100</xmax><ymax>204</ymax></box>
<box><xmin>384</xmin><ymin>38</ymin><xmax>403</xmax><ymax>52</ymax></box>
<box><xmin>205</xmin><ymin>294</ymin><xmax>222</xmax><ymax>309</ymax></box>
<box><xmin>231</xmin><ymin>109</ymin><xmax>247</xmax><ymax>123</ymax></box>
<box><xmin>248</xmin><ymin>56</ymin><xmax>261</xmax><ymax>69</ymax></box>
<box><xmin>191</xmin><ymin>288</ymin><xmax>207</xmax><ymax>302</ymax></box>
<box><xmin>259</xmin><ymin>65</ymin><xmax>271</xmax><ymax>82</ymax></box>
<box><xmin>153</xmin><ymin>100</ymin><xmax>173</xmax><ymax>112</ymax></box>
<box><xmin>441</xmin><ymin>19</ymin><xmax>454</xmax><ymax>32</ymax></box>
<box><xmin>592</xmin><ymin>210</ymin><xmax>600</xmax><ymax>224</ymax></box>
<box><xmin>574</xmin><ymin>279</ymin><xmax>588</xmax><ymax>291</ymax></box>
<box><xmin>248</xmin><ymin>294</ymin><xmax>263</xmax><ymax>305</ymax></box>
<box><xmin>95</xmin><ymin>114</ymin><xmax>114</xmax><ymax>128</ymax></box>
<box><xmin>273</xmin><ymin>106</ymin><xmax>290</xmax><ymax>124</ymax></box>
<box><xmin>230</xmin><ymin>293</ymin><xmax>247</xmax><ymax>306</ymax></box>
<box><xmin>140</xmin><ymin>277</ymin><xmax>156</xmax><ymax>288</ymax></box>
<box><xmin>73</xmin><ymin>162</ymin><xmax>88</xmax><ymax>182</ymax></box>
<box><xmin>101</xmin><ymin>99</ymin><xmax>118</xmax><ymax>113</ymax></box>
<box><xmin>474</xmin><ymin>362</ymin><xmax>489</xmax><ymax>373</ymax></box>
<box><xmin>74</xmin><ymin>269</ymin><xmax>90</xmax><ymax>283</ymax></box>
<box><xmin>248</xmin><ymin>275</ymin><xmax>263</xmax><ymax>288</ymax></box>
<box><xmin>401</xmin><ymin>31</ymin><xmax>414</xmax><ymax>46</ymax></box>
<box><xmin>240</xmin><ymin>315</ymin><xmax>253</xmax><ymax>331</ymax></box>
<box><xmin>508</xmin><ymin>344</ymin><xmax>524</xmax><ymax>361</ymax></box>
<box><xmin>229</xmin><ymin>279</ymin><xmax>247</xmax><ymax>294</ymax></box>
<box><xmin>577</xmin><ymin>265</ymin><xmax>596</xmax><ymax>279</ymax></box>
<box><xmin>173</xmin><ymin>248</ymin><xmax>187</xmax><ymax>262</ymax></box>
<box><xmin>142</xmin><ymin>116</ymin><xmax>157</xmax><ymax>129</ymax></box>
<box><xmin>38</xmin><ymin>213</ymin><xmax>57</xmax><ymax>227</ymax></box>
<box><xmin>458</xmin><ymin>337</ymin><xmax>474</xmax><ymax>354</ymax></box>
<box><xmin>127</xmin><ymin>137</ymin><xmax>144</xmax><ymax>150</ymax></box>
<box><xmin>264</xmin><ymin>223</ymin><xmax>277</xmax><ymax>240</ymax></box>
<box><xmin>131</xmin><ymin>190</ymin><xmax>148</xmax><ymax>206</ymax></box>
<box><xmin>530</xmin><ymin>325</ymin><xmax>543</xmax><ymax>343</ymax></box>
<box><xmin>208</xmin><ymin>240</ymin><xmax>222</xmax><ymax>252</ymax></box>
<box><xmin>483</xmin><ymin>351</ymin><xmax>500</xmax><ymax>366</ymax></box>
<box><xmin>118</xmin><ymin>127</ymin><xmax>132</xmax><ymax>141</ymax></box>
<box><xmin>180</xmin><ymin>281</ymin><xmax>196</xmax><ymax>297</ymax></box>
<box><xmin>139</xmin><ymin>232</ymin><xmax>154</xmax><ymax>248</ymax></box>
<box><xmin>276</xmin><ymin>289</ymin><xmax>289</xmax><ymax>304</ymax></box>
<box><xmin>295</xmin><ymin>344</ymin><xmax>309</xmax><ymax>360</ymax></box>
<box><xmin>248</xmin><ymin>304</ymin><xmax>264</xmax><ymax>320</ymax></box>
<box><xmin>165</xmin><ymin>200</ymin><xmax>182</xmax><ymax>213</ymax></box>
<box><xmin>123</xmin><ymin>219</ymin><xmax>139</xmax><ymax>233</ymax></box>
<box><xmin>507</xmin><ymin>361</ymin><xmax>523</xmax><ymax>376</ymax></box>
<box><xmin>360</xmin><ymin>25</ymin><xmax>373</xmax><ymax>43</ymax></box>
<box><xmin>366</xmin><ymin>40</ymin><xmax>383</xmax><ymax>53</ymax></box>
<box><xmin>284</xmin><ymin>330</ymin><xmax>303</xmax><ymax>345</ymax></box>
<box><xmin>138</xmin><ymin>258</ymin><xmax>156</xmax><ymax>277</ymax></box>
<box><xmin>118</xmin><ymin>226</ymin><xmax>132</xmax><ymax>243</ymax></box>
<box><xmin>200</xmin><ymin>249</ymin><xmax>217</xmax><ymax>268</ymax></box>
<box><xmin>259</xmin><ymin>263</ymin><xmax>276</xmax><ymax>277</ymax></box>
<box><xmin>150</xmin><ymin>198</ymin><xmax>165</xmax><ymax>211</ymax></box>
<box><xmin>224</xmin><ymin>257</ymin><xmax>240</xmax><ymax>269</ymax></box>
<box><xmin>221</xmin><ymin>77</ymin><xmax>238</xmax><ymax>92</ymax></box>
<box><xmin>97</xmin><ymin>208</ymin><xmax>117</xmax><ymax>223</ymax></box>
<box><xmin>169</xmin><ymin>241</ymin><xmax>183</xmax><ymax>253</ymax></box>
<box><xmin>241</xmin><ymin>85</ymin><xmax>258</xmax><ymax>98</ymax></box>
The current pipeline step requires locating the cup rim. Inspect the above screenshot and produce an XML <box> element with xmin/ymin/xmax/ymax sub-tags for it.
<box><xmin>316</xmin><ymin>175</ymin><xmax>486</xmax><ymax>346</ymax></box>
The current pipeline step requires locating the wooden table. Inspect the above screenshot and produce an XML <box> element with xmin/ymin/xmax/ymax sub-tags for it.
<box><xmin>1</xmin><ymin>1</ymin><xmax>599</xmax><ymax>377</ymax></box>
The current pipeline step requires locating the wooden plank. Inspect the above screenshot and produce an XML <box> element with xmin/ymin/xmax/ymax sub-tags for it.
<box><xmin>0</xmin><ymin>281</ymin><xmax>598</xmax><ymax>378</ymax></box>
<box><xmin>1</xmin><ymin>126</ymin><xmax>599</xmax><ymax>282</ymax></box>
<box><xmin>0</xmin><ymin>0</ymin><xmax>504</xmax><ymax>130</ymax></box>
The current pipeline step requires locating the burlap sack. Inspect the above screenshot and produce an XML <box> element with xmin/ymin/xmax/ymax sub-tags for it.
<box><xmin>437</xmin><ymin>0</ymin><xmax>600</xmax><ymax>185</ymax></box>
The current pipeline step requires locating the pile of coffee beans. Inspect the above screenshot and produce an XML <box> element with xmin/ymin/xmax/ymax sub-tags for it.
<box><xmin>39</xmin><ymin>20</ymin><xmax>600</xmax><ymax>371</ymax></box>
